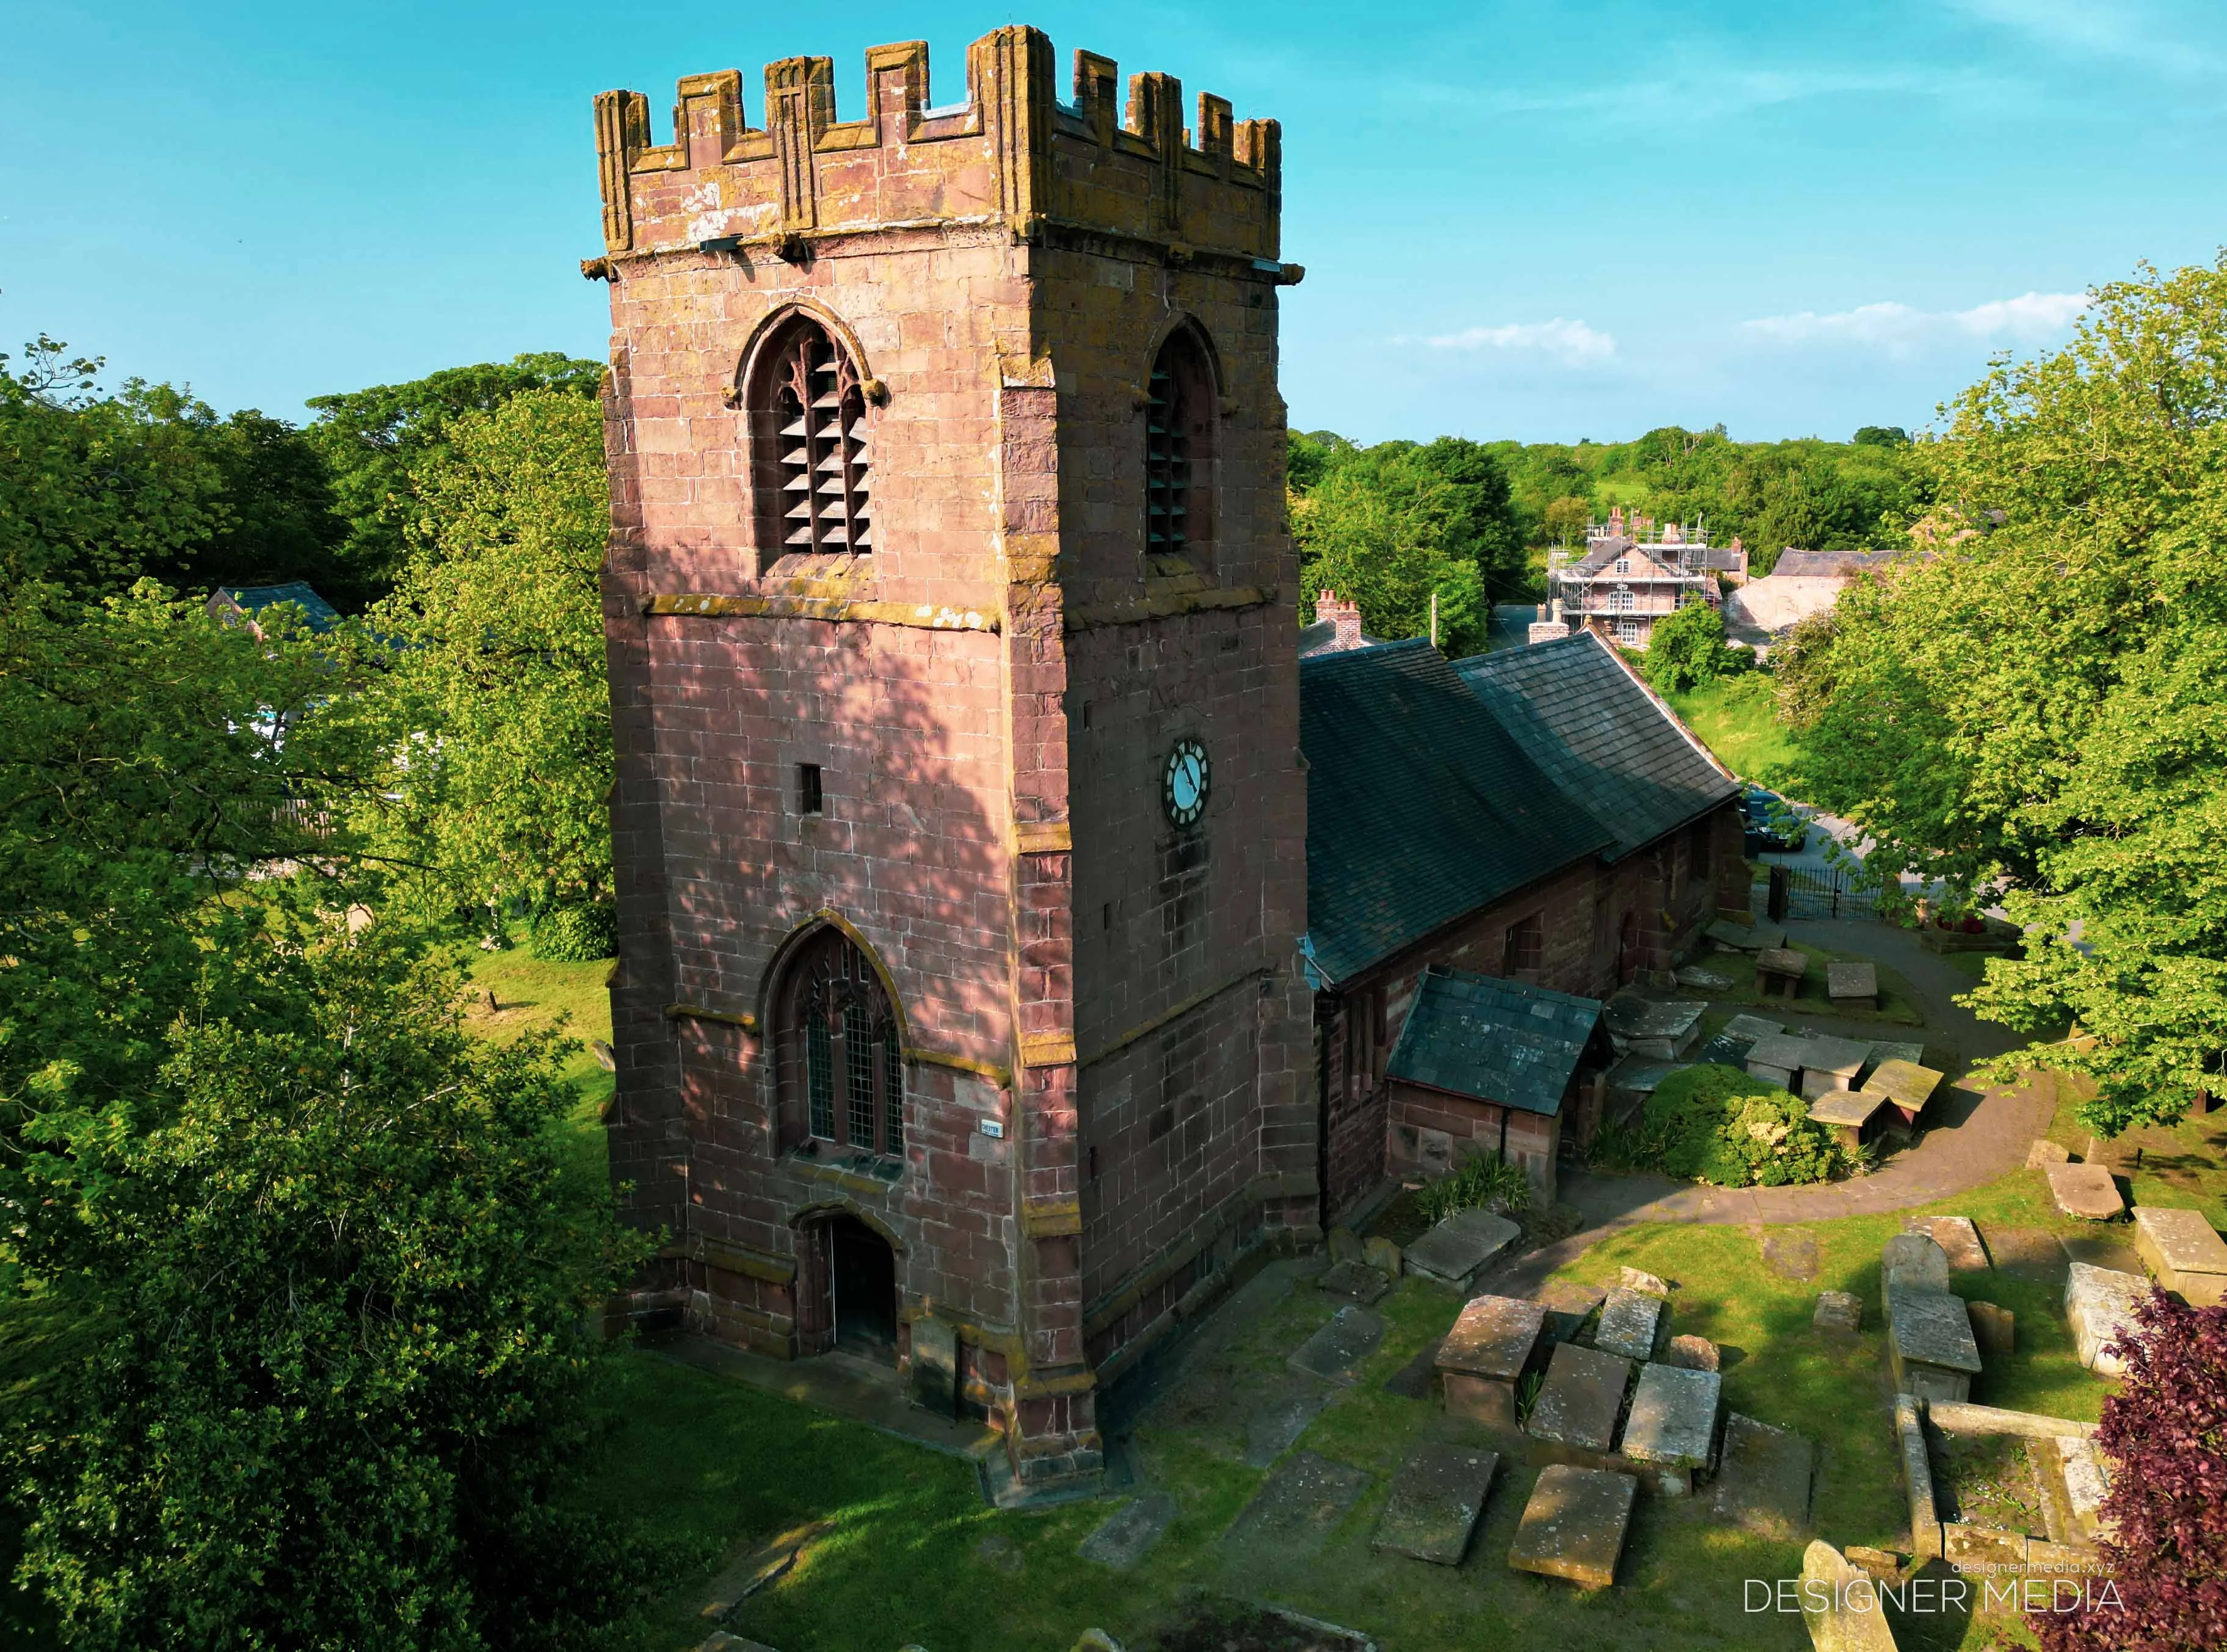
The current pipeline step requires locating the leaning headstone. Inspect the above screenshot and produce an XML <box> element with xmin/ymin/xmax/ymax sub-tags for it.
<box><xmin>2065</xmin><ymin>1261</ymin><xmax>2150</xmax><ymax>1375</ymax></box>
<box><xmin>1714</xmin><ymin>1413</ymin><xmax>1815</xmax><ymax>1538</ymax></box>
<box><xmin>1881</xmin><ymin>1234</ymin><xmax>1952</xmax><ymax>1304</ymax></box>
<box><xmin>1507</xmin><ymin>1465</ymin><xmax>1637</xmax><ymax>1588</ymax></box>
<box><xmin>1222</xmin><ymin>1450</ymin><xmax>1373</xmax><ymax>1557</ymax></box>
<box><xmin>1884</xmin><ymin>1289</ymin><xmax>1983</xmax><ymax>1402</ymax></box>
<box><xmin>1078</xmin><ymin>1491</ymin><xmax>1177</xmax><ymax>1569</ymax></box>
<box><xmin>1364</xmin><ymin>1235</ymin><xmax>1404</xmax><ymax>1278</ymax></box>
<box><xmin>1404</xmin><ymin>1207</ymin><xmax>1521</xmax><ymax>1292</ymax></box>
<box><xmin>1909</xmin><ymin>1216</ymin><xmax>1989</xmax><ymax>1272</ymax></box>
<box><xmin>1070</xmin><ymin>1633</ymin><xmax>1124</xmax><ymax>1652</ymax></box>
<box><xmin>910</xmin><ymin>1316</ymin><xmax>959</xmax><ymax>1416</ymax></box>
<box><xmin>1591</xmin><ymin>1287</ymin><xmax>1665</xmax><ymax>1361</ymax></box>
<box><xmin>1371</xmin><ymin>1447</ymin><xmax>1500</xmax><ymax>1565</ymax></box>
<box><xmin>1525</xmin><ymin>1342</ymin><xmax>1632</xmax><ymax>1458</ymax></box>
<box><xmin>1619</xmin><ymin>1265</ymin><xmax>1671</xmax><ymax>1297</ymax></box>
<box><xmin>1619</xmin><ymin>1362</ymin><xmax>1724</xmax><ymax>1495</ymax></box>
<box><xmin>2046</xmin><ymin>1162</ymin><xmax>2126</xmax><ymax>1221</ymax></box>
<box><xmin>1437</xmin><ymin>1295</ymin><xmax>1547</xmax><ymax>1428</ymax></box>
<box><xmin>1813</xmin><ymin>1290</ymin><xmax>1862</xmax><ymax>1335</ymax></box>
<box><xmin>1662</xmin><ymin>1333</ymin><xmax>1720</xmax><ymax>1372</ymax></box>
<box><xmin>1966</xmin><ymin>1301</ymin><xmax>2014</xmax><ymax>1359</ymax></box>
<box><xmin>1319</xmin><ymin>1259</ymin><xmax>1390</xmax><ymax>1305</ymax></box>
<box><xmin>1328</xmin><ymin>1226</ymin><xmax>1365</xmax><ymax>1265</ymax></box>
<box><xmin>1797</xmin><ymin>1540</ymin><xmax>1899</xmax><ymax>1652</ymax></box>
<box><xmin>1289</xmin><ymin>1304</ymin><xmax>1385</xmax><ymax>1386</ymax></box>
<box><xmin>2132</xmin><ymin>1206</ymin><xmax>2227</xmax><ymax>1308</ymax></box>
<box><xmin>2026</xmin><ymin>1137</ymin><xmax>2072</xmax><ymax>1168</ymax></box>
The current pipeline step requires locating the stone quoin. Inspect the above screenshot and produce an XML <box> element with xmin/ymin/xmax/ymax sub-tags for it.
<box><xmin>588</xmin><ymin>26</ymin><xmax>1310</xmax><ymax>1495</ymax></box>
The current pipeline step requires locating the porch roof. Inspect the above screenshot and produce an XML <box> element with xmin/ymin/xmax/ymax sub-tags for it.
<box><xmin>1386</xmin><ymin>965</ymin><xmax>1603</xmax><ymax>1116</ymax></box>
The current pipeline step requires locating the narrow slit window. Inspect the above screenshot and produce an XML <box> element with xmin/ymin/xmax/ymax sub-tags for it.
<box><xmin>798</xmin><ymin>763</ymin><xmax>823</xmax><ymax>815</ymax></box>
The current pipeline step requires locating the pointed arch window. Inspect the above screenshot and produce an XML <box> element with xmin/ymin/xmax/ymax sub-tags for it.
<box><xmin>781</xmin><ymin>928</ymin><xmax>904</xmax><ymax>1159</ymax></box>
<box><xmin>749</xmin><ymin>315</ymin><xmax>873</xmax><ymax>561</ymax></box>
<box><xmin>1144</xmin><ymin>326</ymin><xmax>1218</xmax><ymax>567</ymax></box>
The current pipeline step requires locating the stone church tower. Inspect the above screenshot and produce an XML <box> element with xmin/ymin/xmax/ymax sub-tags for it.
<box><xmin>589</xmin><ymin>27</ymin><xmax>1313</xmax><ymax>1493</ymax></box>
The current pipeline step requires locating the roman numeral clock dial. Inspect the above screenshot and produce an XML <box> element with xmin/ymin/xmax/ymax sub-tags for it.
<box><xmin>1163</xmin><ymin>737</ymin><xmax>1210</xmax><ymax>828</ymax></box>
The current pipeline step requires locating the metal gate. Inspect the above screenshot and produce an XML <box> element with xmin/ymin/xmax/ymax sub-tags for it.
<box><xmin>1764</xmin><ymin>865</ymin><xmax>1879</xmax><ymax>922</ymax></box>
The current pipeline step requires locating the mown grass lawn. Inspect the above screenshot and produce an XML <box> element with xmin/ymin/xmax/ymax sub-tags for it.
<box><xmin>1666</xmin><ymin>675</ymin><xmax>1803</xmax><ymax>784</ymax></box>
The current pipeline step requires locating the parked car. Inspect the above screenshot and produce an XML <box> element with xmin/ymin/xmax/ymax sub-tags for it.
<box><xmin>1742</xmin><ymin>785</ymin><xmax>1807</xmax><ymax>854</ymax></box>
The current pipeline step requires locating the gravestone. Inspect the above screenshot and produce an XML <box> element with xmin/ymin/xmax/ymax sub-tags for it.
<box><xmin>1371</xmin><ymin>1447</ymin><xmax>1500</xmax><ymax>1565</ymax></box>
<box><xmin>1604</xmin><ymin>995</ymin><xmax>1707</xmax><ymax>1060</ymax></box>
<box><xmin>1966</xmin><ymin>1301</ymin><xmax>2014</xmax><ymax>1358</ymax></box>
<box><xmin>1884</xmin><ymin>1289</ymin><xmax>1983</xmax><ymax>1402</ymax></box>
<box><xmin>1078</xmin><ymin>1491</ymin><xmax>1177</xmax><ymax>1569</ymax></box>
<box><xmin>1507</xmin><ymin>1465</ymin><xmax>1637</xmax><ymax>1588</ymax></box>
<box><xmin>1909</xmin><ymin>1215</ymin><xmax>1989</xmax><ymax>1272</ymax></box>
<box><xmin>1796</xmin><ymin>1035</ymin><xmax>1874</xmax><ymax>1101</ymax></box>
<box><xmin>2053</xmin><ymin>1436</ymin><xmax>2112</xmax><ymax>1546</ymax></box>
<box><xmin>2065</xmin><ymin>1262</ymin><xmax>2149</xmax><ymax>1376</ymax></box>
<box><xmin>1591</xmin><ymin>1287</ymin><xmax>1665</xmax><ymax>1361</ymax></box>
<box><xmin>1222</xmin><ymin>1451</ymin><xmax>1372</xmax><ymax>1557</ymax></box>
<box><xmin>1798</xmin><ymin>1541</ymin><xmax>1898</xmax><ymax>1652</ymax></box>
<box><xmin>1714</xmin><ymin>1413</ymin><xmax>1815</xmax><ymax>1538</ymax></box>
<box><xmin>910</xmin><ymin>1316</ymin><xmax>959</xmax><ymax>1416</ymax></box>
<box><xmin>1764</xmin><ymin>1228</ymin><xmax>1822</xmax><ymax>1282</ymax></box>
<box><xmin>1404</xmin><ymin>1207</ymin><xmax>1521</xmax><ymax>1292</ymax></box>
<box><xmin>1289</xmin><ymin>1304</ymin><xmax>1385</xmax><ymax>1386</ymax></box>
<box><xmin>1663</xmin><ymin>1333</ymin><xmax>1720</xmax><ymax>1372</ymax></box>
<box><xmin>1525</xmin><ymin>1342</ymin><xmax>1632</xmax><ymax>1458</ymax></box>
<box><xmin>2026</xmin><ymin>1138</ymin><xmax>2072</xmax><ymax>1168</ymax></box>
<box><xmin>1881</xmin><ymin>1233</ymin><xmax>1952</xmax><ymax>1301</ymax></box>
<box><xmin>2132</xmin><ymin>1206</ymin><xmax>2227</xmax><ymax>1308</ymax></box>
<box><xmin>1318</xmin><ymin>1259</ymin><xmax>1390</xmax><ymax>1305</ymax></box>
<box><xmin>1619</xmin><ymin>1363</ymin><xmax>1724</xmax><ymax>1494</ymax></box>
<box><xmin>1364</xmin><ymin>1235</ymin><xmax>1404</xmax><ymax>1278</ymax></box>
<box><xmin>1826</xmin><ymin>958</ymin><xmax>1879</xmax><ymax>1010</ymax></box>
<box><xmin>1756</xmin><ymin>947</ymin><xmax>1809</xmax><ymax>998</ymax></box>
<box><xmin>1619</xmin><ymin>1266</ymin><xmax>1671</xmax><ymax>1297</ymax></box>
<box><xmin>1812</xmin><ymin>1290</ymin><xmax>1862</xmax><ymax>1334</ymax></box>
<box><xmin>1724</xmin><ymin>1013</ymin><xmax>1787</xmax><ymax>1041</ymax></box>
<box><xmin>1328</xmin><ymin>1227</ymin><xmax>1364</xmax><ymax>1265</ymax></box>
<box><xmin>1534</xmin><ymin>1280</ymin><xmax>1607</xmax><ymax>1346</ymax></box>
<box><xmin>1674</xmin><ymin>964</ymin><xmax>1733</xmax><ymax>991</ymax></box>
<box><xmin>1747</xmin><ymin>1031</ymin><xmax>1814</xmax><ymax>1092</ymax></box>
<box><xmin>1246</xmin><ymin>1379</ymin><xmax>1331</xmax><ymax>1466</ymax></box>
<box><xmin>2046</xmin><ymin>1162</ymin><xmax>2126</xmax><ymax>1221</ymax></box>
<box><xmin>1437</xmin><ymin>1295</ymin><xmax>1547</xmax><ymax>1428</ymax></box>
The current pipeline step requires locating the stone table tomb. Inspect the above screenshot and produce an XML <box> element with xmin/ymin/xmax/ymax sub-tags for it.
<box><xmin>1506</xmin><ymin>1464</ymin><xmax>1637</xmax><ymax>1588</ymax></box>
<box><xmin>2132</xmin><ymin>1206</ymin><xmax>2227</xmax><ymax>1308</ymax></box>
<box><xmin>1746</xmin><ymin>1031</ymin><xmax>1814</xmax><ymax>1092</ymax></box>
<box><xmin>1864</xmin><ymin>1058</ymin><xmax>1945</xmax><ymax>1130</ymax></box>
<box><xmin>1437</xmin><ymin>1294</ymin><xmax>1547</xmax><ymax>1428</ymax></box>
<box><xmin>1404</xmin><ymin>1207</ymin><xmax>1522</xmax><ymax>1292</ymax></box>
<box><xmin>1809</xmin><ymin>1089</ymin><xmax>1887</xmax><ymax>1154</ymax></box>
<box><xmin>1525</xmin><ymin>1341</ymin><xmax>1633</xmax><ymax>1463</ymax></box>
<box><xmin>2065</xmin><ymin>1261</ymin><xmax>2149</xmax><ymax>1376</ymax></box>
<box><xmin>1826</xmin><ymin>958</ymin><xmax>1880</xmax><ymax>1010</ymax></box>
<box><xmin>1795</xmin><ymin>1034</ymin><xmax>1874</xmax><ymax>1102</ymax></box>
<box><xmin>1756</xmin><ymin>947</ymin><xmax>1809</xmax><ymax>998</ymax></box>
<box><xmin>1886</xmin><ymin>1287</ymin><xmax>1985</xmax><ymax>1402</ymax></box>
<box><xmin>1618</xmin><ymin>1362</ymin><xmax>1724</xmax><ymax>1495</ymax></box>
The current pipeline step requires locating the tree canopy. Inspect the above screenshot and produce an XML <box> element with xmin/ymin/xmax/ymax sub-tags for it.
<box><xmin>1778</xmin><ymin>257</ymin><xmax>2227</xmax><ymax>1135</ymax></box>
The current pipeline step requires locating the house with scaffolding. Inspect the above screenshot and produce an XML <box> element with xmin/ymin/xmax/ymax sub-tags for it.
<box><xmin>1538</xmin><ymin>508</ymin><xmax>1747</xmax><ymax>650</ymax></box>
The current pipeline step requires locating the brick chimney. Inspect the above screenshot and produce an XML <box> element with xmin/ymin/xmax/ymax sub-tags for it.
<box><xmin>1317</xmin><ymin>588</ymin><xmax>1363</xmax><ymax>650</ymax></box>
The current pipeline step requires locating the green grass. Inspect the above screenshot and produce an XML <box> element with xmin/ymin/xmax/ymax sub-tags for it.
<box><xmin>1667</xmin><ymin>675</ymin><xmax>1803</xmax><ymax>784</ymax></box>
<box><xmin>1695</xmin><ymin>940</ymin><xmax>1930</xmax><ymax>1030</ymax></box>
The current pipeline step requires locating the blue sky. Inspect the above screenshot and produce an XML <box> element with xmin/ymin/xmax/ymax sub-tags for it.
<box><xmin>4</xmin><ymin>1</ymin><xmax>2222</xmax><ymax>443</ymax></box>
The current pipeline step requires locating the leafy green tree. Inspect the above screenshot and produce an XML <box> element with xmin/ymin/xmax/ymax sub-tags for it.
<box><xmin>307</xmin><ymin>354</ymin><xmax>605</xmax><ymax>602</ymax></box>
<box><xmin>1642</xmin><ymin>600</ymin><xmax>1747</xmax><ymax>694</ymax></box>
<box><xmin>1285</xmin><ymin>429</ymin><xmax>1353</xmax><ymax>495</ymax></box>
<box><xmin>12</xmin><ymin>925</ymin><xmax>652</xmax><ymax>1651</ymax></box>
<box><xmin>352</xmin><ymin>389</ymin><xmax>613</xmax><ymax>921</ymax></box>
<box><xmin>200</xmin><ymin>407</ymin><xmax>349</xmax><ymax>591</ymax></box>
<box><xmin>1779</xmin><ymin>257</ymin><xmax>2227</xmax><ymax>1135</ymax></box>
<box><xmin>1294</xmin><ymin>443</ymin><xmax>1489</xmax><ymax>653</ymax></box>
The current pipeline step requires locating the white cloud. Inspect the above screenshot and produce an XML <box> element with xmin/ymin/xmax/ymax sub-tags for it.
<box><xmin>1742</xmin><ymin>292</ymin><xmax>2088</xmax><ymax>353</ymax></box>
<box><xmin>1953</xmin><ymin>0</ymin><xmax>2217</xmax><ymax>75</ymax></box>
<box><xmin>1420</xmin><ymin>319</ymin><xmax>1617</xmax><ymax>365</ymax></box>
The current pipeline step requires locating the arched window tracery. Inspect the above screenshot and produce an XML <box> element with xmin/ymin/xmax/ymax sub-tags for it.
<box><xmin>780</xmin><ymin>928</ymin><xmax>903</xmax><ymax>1158</ymax></box>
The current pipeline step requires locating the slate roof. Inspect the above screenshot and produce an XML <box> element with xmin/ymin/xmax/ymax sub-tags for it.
<box><xmin>1386</xmin><ymin>965</ymin><xmax>1603</xmax><ymax>1115</ymax></box>
<box><xmin>214</xmin><ymin>582</ymin><xmax>343</xmax><ymax>635</ymax></box>
<box><xmin>1566</xmin><ymin>539</ymin><xmax>1688</xmax><ymax>580</ymax></box>
<box><xmin>1301</xmin><ymin>639</ymin><xmax>1611</xmax><ymax>985</ymax></box>
<box><xmin>1770</xmin><ymin>549</ymin><xmax>1902</xmax><ymax>578</ymax></box>
<box><xmin>1455</xmin><ymin>631</ymin><xmax>1739</xmax><ymax>862</ymax></box>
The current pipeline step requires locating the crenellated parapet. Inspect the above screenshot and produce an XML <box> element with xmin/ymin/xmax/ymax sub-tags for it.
<box><xmin>590</xmin><ymin>26</ymin><xmax>1284</xmax><ymax>270</ymax></box>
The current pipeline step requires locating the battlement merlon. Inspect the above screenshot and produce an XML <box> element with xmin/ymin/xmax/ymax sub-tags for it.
<box><xmin>590</xmin><ymin>26</ymin><xmax>1288</xmax><ymax>274</ymax></box>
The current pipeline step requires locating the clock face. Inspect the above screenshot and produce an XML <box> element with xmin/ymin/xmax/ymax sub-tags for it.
<box><xmin>1163</xmin><ymin>737</ymin><xmax>1210</xmax><ymax>827</ymax></box>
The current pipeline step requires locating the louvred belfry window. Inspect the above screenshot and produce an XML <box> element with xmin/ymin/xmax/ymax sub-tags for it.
<box><xmin>758</xmin><ymin>318</ymin><xmax>871</xmax><ymax>556</ymax></box>
<box><xmin>1144</xmin><ymin>326</ymin><xmax>1216</xmax><ymax>566</ymax></box>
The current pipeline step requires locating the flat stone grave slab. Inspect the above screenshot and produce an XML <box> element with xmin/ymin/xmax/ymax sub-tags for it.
<box><xmin>1245</xmin><ymin>1378</ymin><xmax>1332</xmax><ymax>1467</ymax></box>
<box><xmin>1222</xmin><ymin>1450</ymin><xmax>1372</xmax><ymax>1558</ymax></box>
<box><xmin>1674</xmin><ymin>964</ymin><xmax>1733</xmax><ymax>991</ymax></box>
<box><xmin>1813</xmin><ymin>1290</ymin><xmax>1861</xmax><ymax>1334</ymax></box>
<box><xmin>2065</xmin><ymin>1261</ymin><xmax>2149</xmax><ymax>1375</ymax></box>
<box><xmin>1799</xmin><ymin>1541</ymin><xmax>1898</xmax><ymax>1652</ymax></box>
<box><xmin>1078</xmin><ymin>1490</ymin><xmax>1177</xmax><ymax>1568</ymax></box>
<box><xmin>1746</xmin><ymin>1031</ymin><xmax>1814</xmax><ymax>1090</ymax></box>
<box><xmin>1907</xmin><ymin>1215</ymin><xmax>1989</xmax><ymax>1271</ymax></box>
<box><xmin>1693</xmin><ymin>1032</ymin><xmax>1755</xmax><ymax>1067</ymax></box>
<box><xmin>1886</xmin><ymin>1288</ymin><xmax>1984</xmax><ymax>1399</ymax></box>
<box><xmin>1591</xmin><ymin>1286</ymin><xmax>1664</xmax><ymax>1361</ymax></box>
<box><xmin>1620</xmin><ymin>1362</ymin><xmax>1723</xmax><ymax>1472</ymax></box>
<box><xmin>1533</xmin><ymin>1280</ymin><xmax>1607</xmax><ymax>1345</ymax></box>
<box><xmin>1724</xmin><ymin>1013</ymin><xmax>1787</xmax><ymax>1041</ymax></box>
<box><xmin>1707</xmin><ymin>918</ymin><xmax>1788</xmax><ymax>952</ymax></box>
<box><xmin>1607</xmin><ymin>1055</ymin><xmax>1688</xmax><ymax>1095</ymax></box>
<box><xmin>1437</xmin><ymin>1294</ymin><xmax>1547</xmax><ymax>1428</ymax></box>
<box><xmin>1713</xmin><ymin>1413</ymin><xmax>1815</xmax><ymax>1538</ymax></box>
<box><xmin>1318</xmin><ymin>1259</ymin><xmax>1390</xmax><ymax>1305</ymax></box>
<box><xmin>1764</xmin><ymin>1228</ymin><xmax>1822</xmax><ymax>1282</ymax></box>
<box><xmin>1525</xmin><ymin>1342</ymin><xmax>1632</xmax><ymax>1455</ymax></box>
<box><xmin>2027</xmin><ymin>1137</ymin><xmax>2073</xmax><ymax>1167</ymax></box>
<box><xmin>1864</xmin><ymin>1038</ymin><xmax>1925</xmax><ymax>1073</ymax></box>
<box><xmin>1881</xmin><ymin>1232</ymin><xmax>1952</xmax><ymax>1295</ymax></box>
<box><xmin>1288</xmin><ymin>1304</ymin><xmax>1384</xmax><ymax>1386</ymax></box>
<box><xmin>2046</xmin><ymin>1162</ymin><xmax>2126</xmax><ymax>1221</ymax></box>
<box><xmin>1507</xmin><ymin>1464</ymin><xmax>1637</xmax><ymax>1588</ymax></box>
<box><xmin>1371</xmin><ymin>1447</ymin><xmax>1500</xmax><ymax>1565</ymax></box>
<box><xmin>2132</xmin><ymin>1206</ymin><xmax>2227</xmax><ymax>1307</ymax></box>
<box><xmin>1827</xmin><ymin>958</ymin><xmax>1879</xmax><ymax>1005</ymax></box>
<box><xmin>1604</xmin><ymin>994</ymin><xmax>1706</xmax><ymax>1060</ymax></box>
<box><xmin>1404</xmin><ymin>1208</ymin><xmax>1520</xmax><ymax>1291</ymax></box>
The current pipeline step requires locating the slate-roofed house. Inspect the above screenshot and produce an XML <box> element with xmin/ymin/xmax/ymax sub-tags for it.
<box><xmin>206</xmin><ymin>583</ymin><xmax>343</xmax><ymax>639</ymax></box>
<box><xmin>1541</xmin><ymin>515</ymin><xmax>1740</xmax><ymax>650</ymax></box>
<box><xmin>1384</xmin><ymin>967</ymin><xmax>1612</xmax><ymax>1200</ymax></box>
<box><xmin>1301</xmin><ymin>631</ymin><xmax>1748</xmax><ymax>1219</ymax></box>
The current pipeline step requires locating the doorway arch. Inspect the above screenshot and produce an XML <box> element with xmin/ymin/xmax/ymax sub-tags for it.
<box><xmin>794</xmin><ymin>1210</ymin><xmax>899</xmax><ymax>1359</ymax></box>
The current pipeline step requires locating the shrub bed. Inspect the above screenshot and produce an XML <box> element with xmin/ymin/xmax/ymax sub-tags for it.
<box><xmin>1637</xmin><ymin>1063</ymin><xmax>1845</xmax><ymax>1187</ymax></box>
